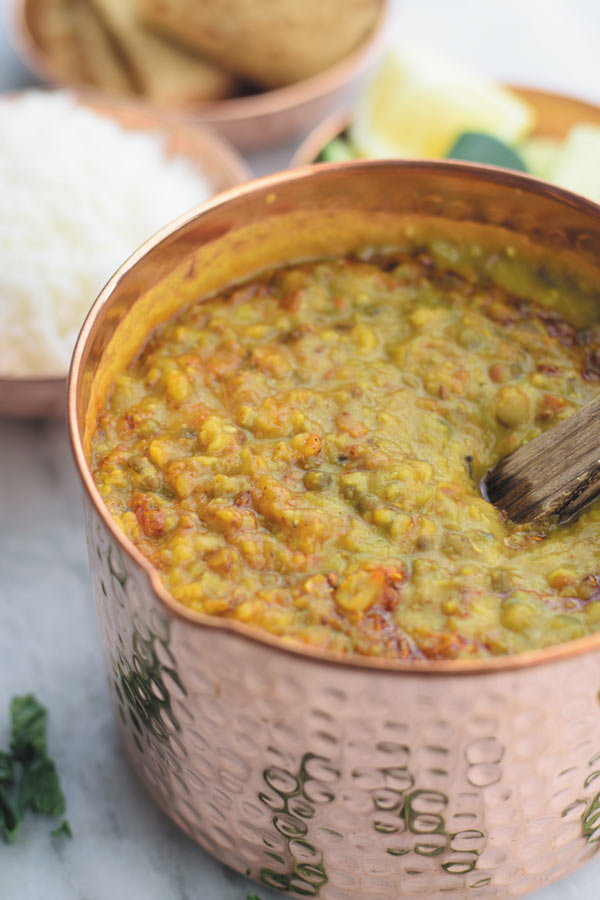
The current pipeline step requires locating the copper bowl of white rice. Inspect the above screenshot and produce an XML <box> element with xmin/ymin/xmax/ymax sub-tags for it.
<box><xmin>0</xmin><ymin>89</ymin><xmax>250</xmax><ymax>418</ymax></box>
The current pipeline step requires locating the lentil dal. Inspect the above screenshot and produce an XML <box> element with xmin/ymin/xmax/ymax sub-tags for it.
<box><xmin>91</xmin><ymin>249</ymin><xmax>600</xmax><ymax>659</ymax></box>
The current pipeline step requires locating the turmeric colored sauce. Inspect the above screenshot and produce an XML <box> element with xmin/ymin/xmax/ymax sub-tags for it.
<box><xmin>91</xmin><ymin>250</ymin><xmax>600</xmax><ymax>659</ymax></box>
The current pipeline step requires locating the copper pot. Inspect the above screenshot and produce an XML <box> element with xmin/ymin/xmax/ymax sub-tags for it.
<box><xmin>69</xmin><ymin>161</ymin><xmax>600</xmax><ymax>899</ymax></box>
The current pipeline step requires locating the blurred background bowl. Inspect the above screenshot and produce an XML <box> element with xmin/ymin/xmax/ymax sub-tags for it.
<box><xmin>13</xmin><ymin>0</ymin><xmax>388</xmax><ymax>150</ymax></box>
<box><xmin>0</xmin><ymin>89</ymin><xmax>251</xmax><ymax>419</ymax></box>
<box><xmin>292</xmin><ymin>84</ymin><xmax>600</xmax><ymax>166</ymax></box>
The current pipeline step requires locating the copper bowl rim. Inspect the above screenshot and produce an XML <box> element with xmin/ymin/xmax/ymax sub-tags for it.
<box><xmin>69</xmin><ymin>158</ymin><xmax>600</xmax><ymax>678</ymax></box>
<box><xmin>11</xmin><ymin>0</ymin><xmax>388</xmax><ymax>125</ymax></box>
<box><xmin>291</xmin><ymin>83</ymin><xmax>600</xmax><ymax>167</ymax></box>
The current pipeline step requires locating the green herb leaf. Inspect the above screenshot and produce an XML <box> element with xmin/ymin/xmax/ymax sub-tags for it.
<box><xmin>10</xmin><ymin>695</ymin><xmax>48</xmax><ymax>762</ymax></box>
<box><xmin>19</xmin><ymin>757</ymin><xmax>65</xmax><ymax>818</ymax></box>
<box><xmin>317</xmin><ymin>138</ymin><xmax>357</xmax><ymax>163</ymax></box>
<box><xmin>446</xmin><ymin>131</ymin><xmax>528</xmax><ymax>172</ymax></box>
<box><xmin>246</xmin><ymin>895</ymin><xmax>262</xmax><ymax>900</ymax></box>
<box><xmin>1</xmin><ymin>694</ymin><xmax>69</xmax><ymax>845</ymax></box>
<box><xmin>0</xmin><ymin>751</ymin><xmax>15</xmax><ymax>786</ymax></box>
<box><xmin>51</xmin><ymin>819</ymin><xmax>72</xmax><ymax>839</ymax></box>
<box><xmin>0</xmin><ymin>785</ymin><xmax>20</xmax><ymax>844</ymax></box>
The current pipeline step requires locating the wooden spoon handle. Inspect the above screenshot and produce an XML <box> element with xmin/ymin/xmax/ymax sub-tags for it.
<box><xmin>483</xmin><ymin>394</ymin><xmax>600</xmax><ymax>523</ymax></box>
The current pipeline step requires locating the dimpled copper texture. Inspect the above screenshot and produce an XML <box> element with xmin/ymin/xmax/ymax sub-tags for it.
<box><xmin>71</xmin><ymin>161</ymin><xmax>600</xmax><ymax>899</ymax></box>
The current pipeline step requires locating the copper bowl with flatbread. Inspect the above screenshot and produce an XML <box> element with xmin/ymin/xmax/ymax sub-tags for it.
<box><xmin>13</xmin><ymin>0</ymin><xmax>388</xmax><ymax>150</ymax></box>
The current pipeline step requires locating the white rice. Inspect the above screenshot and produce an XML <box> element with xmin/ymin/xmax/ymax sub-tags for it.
<box><xmin>0</xmin><ymin>91</ymin><xmax>212</xmax><ymax>376</ymax></box>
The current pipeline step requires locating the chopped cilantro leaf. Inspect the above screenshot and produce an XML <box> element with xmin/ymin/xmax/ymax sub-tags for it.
<box><xmin>10</xmin><ymin>695</ymin><xmax>47</xmax><ymax>762</ymax></box>
<box><xmin>0</xmin><ymin>751</ymin><xmax>15</xmax><ymax>785</ymax></box>
<box><xmin>19</xmin><ymin>757</ymin><xmax>65</xmax><ymax>818</ymax></box>
<box><xmin>0</xmin><ymin>785</ymin><xmax>20</xmax><ymax>844</ymax></box>
<box><xmin>51</xmin><ymin>819</ymin><xmax>72</xmax><ymax>839</ymax></box>
<box><xmin>0</xmin><ymin>694</ymin><xmax>69</xmax><ymax>843</ymax></box>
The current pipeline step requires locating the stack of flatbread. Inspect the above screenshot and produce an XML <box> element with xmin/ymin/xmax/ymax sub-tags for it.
<box><xmin>30</xmin><ymin>0</ymin><xmax>236</xmax><ymax>103</ymax></box>
<box><xmin>30</xmin><ymin>0</ymin><xmax>381</xmax><ymax>105</ymax></box>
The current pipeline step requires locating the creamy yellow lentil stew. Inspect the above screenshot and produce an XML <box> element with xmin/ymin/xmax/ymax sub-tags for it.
<box><xmin>91</xmin><ymin>248</ymin><xmax>600</xmax><ymax>660</ymax></box>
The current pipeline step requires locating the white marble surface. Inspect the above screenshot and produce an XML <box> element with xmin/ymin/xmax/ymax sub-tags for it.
<box><xmin>1</xmin><ymin>1</ymin><xmax>600</xmax><ymax>898</ymax></box>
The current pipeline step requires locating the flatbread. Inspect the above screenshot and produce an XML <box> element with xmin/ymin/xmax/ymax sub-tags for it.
<box><xmin>138</xmin><ymin>0</ymin><xmax>381</xmax><ymax>88</ymax></box>
<box><xmin>29</xmin><ymin>0</ymin><xmax>86</xmax><ymax>83</ymax></box>
<box><xmin>87</xmin><ymin>0</ymin><xmax>237</xmax><ymax>103</ymax></box>
<box><xmin>74</xmin><ymin>2</ymin><xmax>134</xmax><ymax>92</ymax></box>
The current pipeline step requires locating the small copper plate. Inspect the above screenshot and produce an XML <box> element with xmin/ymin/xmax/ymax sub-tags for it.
<box><xmin>291</xmin><ymin>84</ymin><xmax>600</xmax><ymax>166</ymax></box>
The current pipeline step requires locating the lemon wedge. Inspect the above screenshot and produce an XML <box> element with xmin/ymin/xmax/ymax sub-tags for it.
<box><xmin>350</xmin><ymin>46</ymin><xmax>535</xmax><ymax>159</ymax></box>
<box><xmin>548</xmin><ymin>124</ymin><xmax>600</xmax><ymax>204</ymax></box>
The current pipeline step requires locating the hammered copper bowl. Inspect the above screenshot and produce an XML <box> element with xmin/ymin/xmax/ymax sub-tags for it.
<box><xmin>69</xmin><ymin>161</ymin><xmax>600</xmax><ymax>900</ymax></box>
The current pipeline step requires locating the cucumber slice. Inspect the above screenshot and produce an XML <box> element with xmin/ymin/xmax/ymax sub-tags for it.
<box><xmin>550</xmin><ymin>124</ymin><xmax>600</xmax><ymax>204</ymax></box>
<box><xmin>519</xmin><ymin>136</ymin><xmax>561</xmax><ymax>180</ymax></box>
<box><xmin>317</xmin><ymin>138</ymin><xmax>358</xmax><ymax>163</ymax></box>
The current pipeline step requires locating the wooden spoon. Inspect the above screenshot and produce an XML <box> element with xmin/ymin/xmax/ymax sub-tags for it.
<box><xmin>482</xmin><ymin>395</ymin><xmax>600</xmax><ymax>523</ymax></box>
